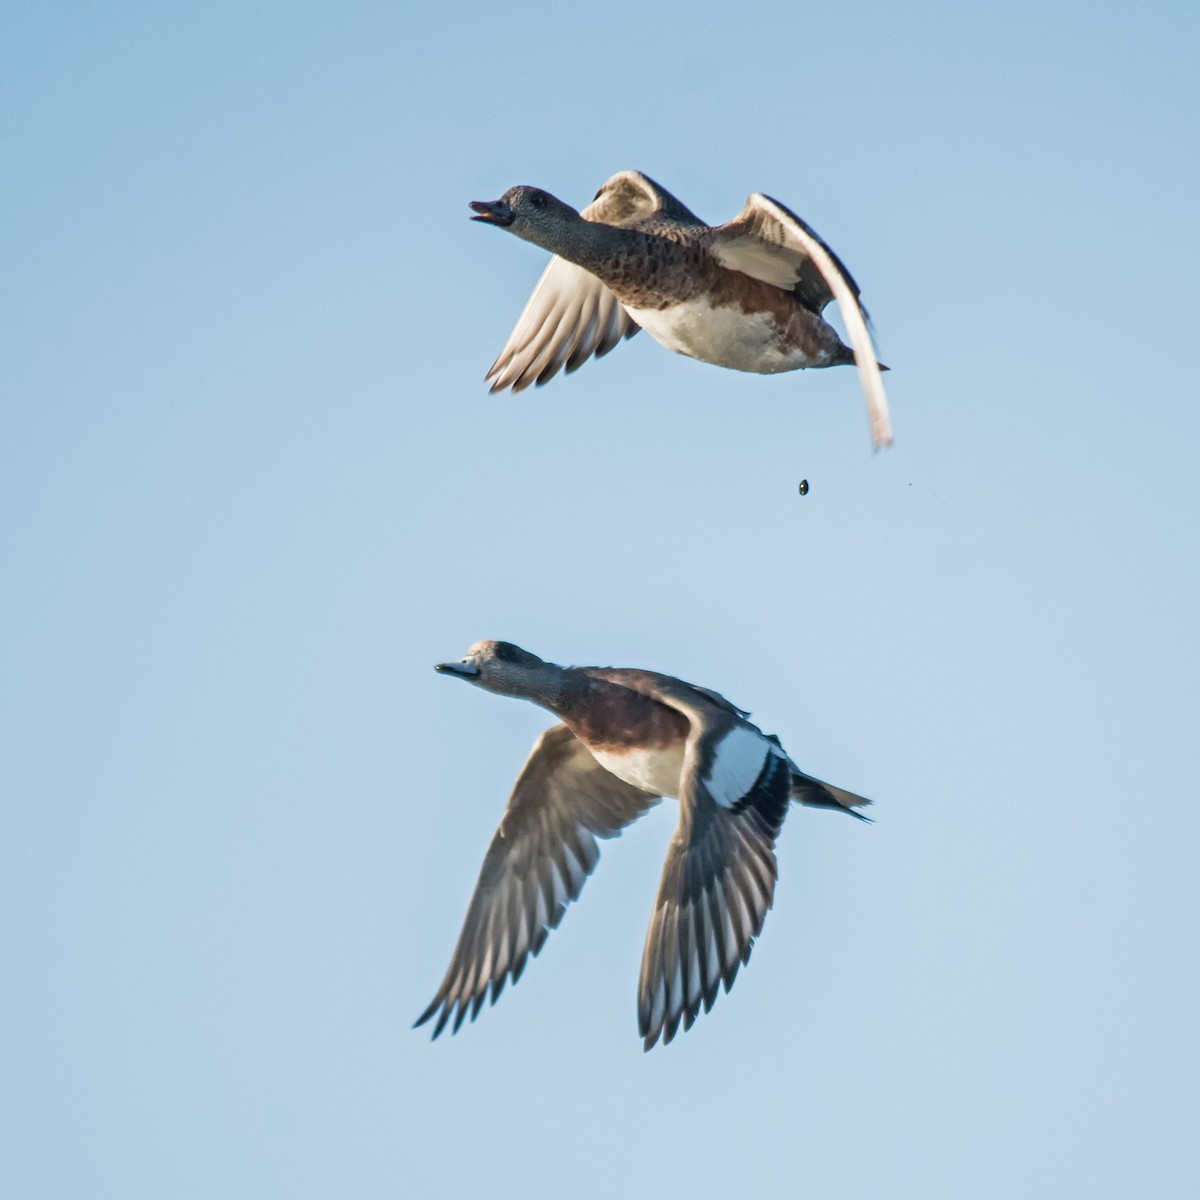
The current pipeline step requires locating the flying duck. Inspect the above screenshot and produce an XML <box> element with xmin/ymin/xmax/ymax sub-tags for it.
<box><xmin>415</xmin><ymin>641</ymin><xmax>872</xmax><ymax>1050</ymax></box>
<box><xmin>470</xmin><ymin>171</ymin><xmax>893</xmax><ymax>450</ymax></box>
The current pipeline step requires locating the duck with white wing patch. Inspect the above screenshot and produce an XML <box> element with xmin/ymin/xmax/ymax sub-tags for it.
<box><xmin>416</xmin><ymin>640</ymin><xmax>873</xmax><ymax>1050</ymax></box>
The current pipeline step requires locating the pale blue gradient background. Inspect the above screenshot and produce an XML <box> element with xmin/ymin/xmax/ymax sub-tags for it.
<box><xmin>3</xmin><ymin>3</ymin><xmax>1198</xmax><ymax>1197</ymax></box>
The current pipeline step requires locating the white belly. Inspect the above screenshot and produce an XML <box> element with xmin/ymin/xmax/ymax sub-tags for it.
<box><xmin>624</xmin><ymin>297</ymin><xmax>807</xmax><ymax>374</ymax></box>
<box><xmin>589</xmin><ymin>743</ymin><xmax>686</xmax><ymax>797</ymax></box>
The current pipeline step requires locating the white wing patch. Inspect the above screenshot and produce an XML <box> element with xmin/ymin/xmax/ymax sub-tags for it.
<box><xmin>704</xmin><ymin>725</ymin><xmax>780</xmax><ymax>808</ymax></box>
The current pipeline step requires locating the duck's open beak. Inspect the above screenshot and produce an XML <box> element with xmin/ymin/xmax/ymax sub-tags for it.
<box><xmin>469</xmin><ymin>199</ymin><xmax>513</xmax><ymax>227</ymax></box>
<box><xmin>435</xmin><ymin>660</ymin><xmax>480</xmax><ymax>678</ymax></box>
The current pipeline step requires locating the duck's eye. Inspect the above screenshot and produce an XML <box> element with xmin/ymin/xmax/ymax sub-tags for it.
<box><xmin>530</xmin><ymin>191</ymin><xmax>546</xmax><ymax>208</ymax></box>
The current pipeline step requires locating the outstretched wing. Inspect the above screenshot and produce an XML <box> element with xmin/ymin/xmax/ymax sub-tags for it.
<box><xmin>484</xmin><ymin>171</ymin><xmax>701</xmax><ymax>393</ymax></box>
<box><xmin>615</xmin><ymin>669</ymin><xmax>793</xmax><ymax>1049</ymax></box>
<box><xmin>638</xmin><ymin>724</ymin><xmax>792</xmax><ymax>1050</ymax></box>
<box><xmin>710</xmin><ymin>193</ymin><xmax>892</xmax><ymax>450</ymax></box>
<box><xmin>484</xmin><ymin>258</ymin><xmax>639</xmax><ymax>393</ymax></box>
<box><xmin>415</xmin><ymin>724</ymin><xmax>659</xmax><ymax>1038</ymax></box>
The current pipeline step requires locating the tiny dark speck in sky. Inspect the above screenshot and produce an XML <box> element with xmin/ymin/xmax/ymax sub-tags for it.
<box><xmin>798</xmin><ymin>479</ymin><xmax>809</xmax><ymax>496</ymax></box>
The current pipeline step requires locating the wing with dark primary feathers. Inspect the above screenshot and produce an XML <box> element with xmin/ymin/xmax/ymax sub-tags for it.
<box><xmin>415</xmin><ymin>724</ymin><xmax>659</xmax><ymax>1039</ymax></box>
<box><xmin>638</xmin><ymin>737</ymin><xmax>792</xmax><ymax>1050</ymax></box>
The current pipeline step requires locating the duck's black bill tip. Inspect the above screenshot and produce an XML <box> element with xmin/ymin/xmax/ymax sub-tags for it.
<box><xmin>469</xmin><ymin>199</ymin><xmax>513</xmax><ymax>227</ymax></box>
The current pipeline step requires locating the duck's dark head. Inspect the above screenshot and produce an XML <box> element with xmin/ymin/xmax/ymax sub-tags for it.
<box><xmin>469</xmin><ymin>186</ymin><xmax>580</xmax><ymax>250</ymax></box>
<box><xmin>435</xmin><ymin>640</ymin><xmax>551</xmax><ymax>698</ymax></box>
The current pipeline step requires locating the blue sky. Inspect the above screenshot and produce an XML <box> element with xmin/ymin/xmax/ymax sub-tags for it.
<box><xmin>2</xmin><ymin>3</ymin><xmax>1198</xmax><ymax>1197</ymax></box>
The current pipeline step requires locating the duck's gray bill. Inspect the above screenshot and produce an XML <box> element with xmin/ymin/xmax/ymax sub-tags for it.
<box><xmin>435</xmin><ymin>661</ymin><xmax>479</xmax><ymax>677</ymax></box>
<box><xmin>469</xmin><ymin>199</ymin><xmax>513</xmax><ymax>227</ymax></box>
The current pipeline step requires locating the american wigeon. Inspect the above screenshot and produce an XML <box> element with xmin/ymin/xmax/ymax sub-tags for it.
<box><xmin>416</xmin><ymin>641</ymin><xmax>871</xmax><ymax>1050</ymax></box>
<box><xmin>471</xmin><ymin>171</ymin><xmax>893</xmax><ymax>449</ymax></box>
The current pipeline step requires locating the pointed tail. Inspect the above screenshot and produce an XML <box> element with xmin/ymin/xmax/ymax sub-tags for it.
<box><xmin>789</xmin><ymin>768</ymin><xmax>874</xmax><ymax>822</ymax></box>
